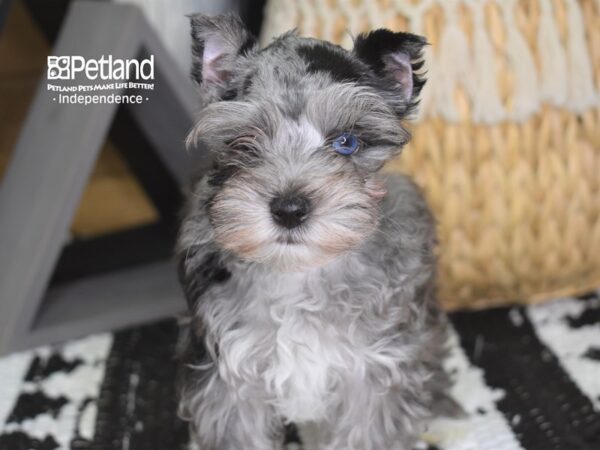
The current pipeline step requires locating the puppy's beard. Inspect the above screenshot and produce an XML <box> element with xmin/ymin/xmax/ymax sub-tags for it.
<box><xmin>212</xmin><ymin>214</ymin><xmax>378</xmax><ymax>272</ymax></box>
<box><xmin>210</xmin><ymin>179</ymin><xmax>381</xmax><ymax>271</ymax></box>
<box><xmin>255</xmin><ymin>242</ymin><xmax>331</xmax><ymax>272</ymax></box>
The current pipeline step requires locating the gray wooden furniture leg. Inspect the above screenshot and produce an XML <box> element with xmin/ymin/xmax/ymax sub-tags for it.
<box><xmin>0</xmin><ymin>1</ymin><xmax>202</xmax><ymax>354</ymax></box>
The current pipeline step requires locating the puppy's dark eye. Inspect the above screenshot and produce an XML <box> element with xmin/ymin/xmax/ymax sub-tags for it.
<box><xmin>229</xmin><ymin>134</ymin><xmax>259</xmax><ymax>156</ymax></box>
<box><xmin>331</xmin><ymin>133</ymin><xmax>360</xmax><ymax>155</ymax></box>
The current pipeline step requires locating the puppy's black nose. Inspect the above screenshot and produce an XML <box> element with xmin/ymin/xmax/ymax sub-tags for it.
<box><xmin>270</xmin><ymin>194</ymin><xmax>311</xmax><ymax>229</ymax></box>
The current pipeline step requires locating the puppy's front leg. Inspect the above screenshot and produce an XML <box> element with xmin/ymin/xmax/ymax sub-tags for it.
<box><xmin>184</xmin><ymin>371</ymin><xmax>284</xmax><ymax>450</ymax></box>
<box><xmin>321</xmin><ymin>383</ymin><xmax>426</xmax><ymax>450</ymax></box>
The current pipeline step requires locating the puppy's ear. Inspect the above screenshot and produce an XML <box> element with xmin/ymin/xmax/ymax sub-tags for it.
<box><xmin>353</xmin><ymin>30</ymin><xmax>426</xmax><ymax>109</ymax></box>
<box><xmin>189</xmin><ymin>13</ymin><xmax>256</xmax><ymax>102</ymax></box>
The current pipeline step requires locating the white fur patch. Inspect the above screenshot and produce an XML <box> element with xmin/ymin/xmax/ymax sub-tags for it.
<box><xmin>213</xmin><ymin>267</ymin><xmax>368</xmax><ymax>422</ymax></box>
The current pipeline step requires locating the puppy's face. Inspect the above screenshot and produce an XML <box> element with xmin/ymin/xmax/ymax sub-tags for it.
<box><xmin>187</xmin><ymin>15</ymin><xmax>426</xmax><ymax>271</ymax></box>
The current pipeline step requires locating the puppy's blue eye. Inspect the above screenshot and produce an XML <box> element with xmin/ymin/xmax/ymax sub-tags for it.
<box><xmin>331</xmin><ymin>133</ymin><xmax>359</xmax><ymax>155</ymax></box>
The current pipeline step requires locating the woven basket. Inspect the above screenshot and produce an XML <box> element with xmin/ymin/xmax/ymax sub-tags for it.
<box><xmin>261</xmin><ymin>0</ymin><xmax>600</xmax><ymax>309</ymax></box>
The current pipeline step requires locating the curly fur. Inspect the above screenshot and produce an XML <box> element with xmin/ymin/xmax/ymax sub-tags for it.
<box><xmin>177</xmin><ymin>14</ymin><xmax>456</xmax><ymax>450</ymax></box>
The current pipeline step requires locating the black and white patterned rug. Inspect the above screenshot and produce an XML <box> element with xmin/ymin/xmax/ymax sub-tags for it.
<box><xmin>1</xmin><ymin>291</ymin><xmax>599</xmax><ymax>450</ymax></box>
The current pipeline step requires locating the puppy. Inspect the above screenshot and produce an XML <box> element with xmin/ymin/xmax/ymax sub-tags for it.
<box><xmin>177</xmin><ymin>14</ymin><xmax>456</xmax><ymax>450</ymax></box>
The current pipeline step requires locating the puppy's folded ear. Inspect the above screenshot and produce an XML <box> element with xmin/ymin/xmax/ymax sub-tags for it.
<box><xmin>189</xmin><ymin>13</ymin><xmax>257</xmax><ymax>103</ymax></box>
<box><xmin>353</xmin><ymin>30</ymin><xmax>427</xmax><ymax>112</ymax></box>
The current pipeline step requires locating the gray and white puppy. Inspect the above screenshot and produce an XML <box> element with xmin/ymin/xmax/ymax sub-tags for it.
<box><xmin>177</xmin><ymin>13</ymin><xmax>456</xmax><ymax>450</ymax></box>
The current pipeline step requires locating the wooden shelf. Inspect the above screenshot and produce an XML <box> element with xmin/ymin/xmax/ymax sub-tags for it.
<box><xmin>0</xmin><ymin>1</ymin><xmax>207</xmax><ymax>355</ymax></box>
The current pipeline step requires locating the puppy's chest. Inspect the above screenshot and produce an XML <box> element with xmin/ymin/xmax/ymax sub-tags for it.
<box><xmin>227</xmin><ymin>271</ymin><xmax>375</xmax><ymax>420</ymax></box>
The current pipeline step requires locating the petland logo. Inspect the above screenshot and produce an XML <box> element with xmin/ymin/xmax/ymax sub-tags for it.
<box><xmin>48</xmin><ymin>55</ymin><xmax>154</xmax><ymax>80</ymax></box>
<box><xmin>47</xmin><ymin>55</ymin><xmax>155</xmax><ymax>105</ymax></box>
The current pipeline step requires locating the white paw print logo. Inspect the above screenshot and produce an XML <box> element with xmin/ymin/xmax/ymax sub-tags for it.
<box><xmin>47</xmin><ymin>56</ymin><xmax>70</xmax><ymax>80</ymax></box>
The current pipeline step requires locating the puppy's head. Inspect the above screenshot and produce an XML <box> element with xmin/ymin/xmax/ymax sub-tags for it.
<box><xmin>187</xmin><ymin>14</ymin><xmax>426</xmax><ymax>271</ymax></box>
